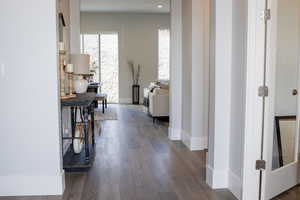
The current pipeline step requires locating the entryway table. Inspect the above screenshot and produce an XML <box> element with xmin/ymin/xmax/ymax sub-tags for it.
<box><xmin>61</xmin><ymin>93</ymin><xmax>97</xmax><ymax>172</ymax></box>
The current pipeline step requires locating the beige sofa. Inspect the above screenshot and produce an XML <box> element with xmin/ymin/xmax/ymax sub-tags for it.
<box><xmin>149</xmin><ymin>87</ymin><xmax>169</xmax><ymax>117</ymax></box>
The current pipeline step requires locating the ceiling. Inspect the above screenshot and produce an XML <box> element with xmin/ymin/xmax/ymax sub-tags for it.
<box><xmin>80</xmin><ymin>0</ymin><xmax>170</xmax><ymax>13</ymax></box>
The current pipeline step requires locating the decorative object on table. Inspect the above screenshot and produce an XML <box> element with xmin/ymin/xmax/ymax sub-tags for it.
<box><xmin>73</xmin><ymin>124</ymin><xmax>84</xmax><ymax>154</ymax></box>
<box><xmin>65</xmin><ymin>63</ymin><xmax>74</xmax><ymax>73</ymax></box>
<box><xmin>59</xmin><ymin>42</ymin><xmax>65</xmax><ymax>51</ymax></box>
<box><xmin>58</xmin><ymin>13</ymin><xmax>66</xmax><ymax>42</ymax></box>
<box><xmin>128</xmin><ymin>61</ymin><xmax>141</xmax><ymax>104</ymax></box>
<box><xmin>65</xmin><ymin>64</ymin><xmax>76</xmax><ymax>98</ymax></box>
<box><xmin>71</xmin><ymin>54</ymin><xmax>91</xmax><ymax>94</ymax></box>
<box><xmin>74</xmin><ymin>75</ymin><xmax>89</xmax><ymax>94</ymax></box>
<box><xmin>59</xmin><ymin>44</ymin><xmax>67</xmax><ymax>98</ymax></box>
<box><xmin>89</xmin><ymin>69</ymin><xmax>97</xmax><ymax>82</ymax></box>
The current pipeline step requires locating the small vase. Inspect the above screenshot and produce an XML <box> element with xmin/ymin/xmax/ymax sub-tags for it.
<box><xmin>74</xmin><ymin>76</ymin><xmax>88</xmax><ymax>94</ymax></box>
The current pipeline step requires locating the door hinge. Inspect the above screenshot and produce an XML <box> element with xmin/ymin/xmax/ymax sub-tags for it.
<box><xmin>258</xmin><ymin>86</ymin><xmax>269</xmax><ymax>97</ymax></box>
<box><xmin>256</xmin><ymin>160</ymin><xmax>266</xmax><ymax>171</ymax></box>
<box><xmin>261</xmin><ymin>9</ymin><xmax>271</xmax><ymax>21</ymax></box>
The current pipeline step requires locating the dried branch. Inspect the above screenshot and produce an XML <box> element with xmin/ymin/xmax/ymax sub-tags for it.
<box><xmin>128</xmin><ymin>60</ymin><xmax>141</xmax><ymax>85</ymax></box>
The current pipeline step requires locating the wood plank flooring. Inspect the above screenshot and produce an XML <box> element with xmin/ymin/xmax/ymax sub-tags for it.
<box><xmin>1</xmin><ymin>105</ymin><xmax>237</xmax><ymax>200</ymax></box>
<box><xmin>273</xmin><ymin>185</ymin><xmax>300</xmax><ymax>200</ymax></box>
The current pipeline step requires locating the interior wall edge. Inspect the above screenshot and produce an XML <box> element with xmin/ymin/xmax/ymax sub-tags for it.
<box><xmin>206</xmin><ymin>164</ymin><xmax>229</xmax><ymax>189</ymax></box>
<box><xmin>0</xmin><ymin>172</ymin><xmax>65</xmax><ymax>197</ymax></box>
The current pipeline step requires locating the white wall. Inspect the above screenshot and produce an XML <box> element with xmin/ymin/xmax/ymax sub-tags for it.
<box><xmin>207</xmin><ymin>0</ymin><xmax>247</xmax><ymax>199</ymax></box>
<box><xmin>207</xmin><ymin>0</ymin><xmax>232</xmax><ymax>190</ymax></box>
<box><xmin>181</xmin><ymin>0</ymin><xmax>192</xmax><ymax>146</ymax></box>
<box><xmin>0</xmin><ymin>0</ymin><xmax>64</xmax><ymax>196</ymax></box>
<box><xmin>181</xmin><ymin>0</ymin><xmax>210</xmax><ymax>151</ymax></box>
<box><xmin>81</xmin><ymin>12</ymin><xmax>170</xmax><ymax>103</ymax></box>
<box><xmin>168</xmin><ymin>0</ymin><xmax>183</xmax><ymax>141</ymax></box>
<box><xmin>229</xmin><ymin>0</ymin><xmax>247</xmax><ymax>198</ymax></box>
<box><xmin>191</xmin><ymin>0</ymin><xmax>210</xmax><ymax>150</ymax></box>
<box><xmin>70</xmin><ymin>0</ymin><xmax>81</xmax><ymax>54</ymax></box>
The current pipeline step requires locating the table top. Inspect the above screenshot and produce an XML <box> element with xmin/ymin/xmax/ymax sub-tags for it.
<box><xmin>61</xmin><ymin>93</ymin><xmax>97</xmax><ymax>107</ymax></box>
<box><xmin>88</xmin><ymin>82</ymin><xmax>102</xmax><ymax>88</ymax></box>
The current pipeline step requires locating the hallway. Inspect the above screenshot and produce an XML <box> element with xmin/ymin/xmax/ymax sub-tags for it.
<box><xmin>2</xmin><ymin>105</ymin><xmax>236</xmax><ymax>200</ymax></box>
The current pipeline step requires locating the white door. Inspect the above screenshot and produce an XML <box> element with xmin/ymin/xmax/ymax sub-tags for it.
<box><xmin>262</xmin><ymin>0</ymin><xmax>300</xmax><ymax>199</ymax></box>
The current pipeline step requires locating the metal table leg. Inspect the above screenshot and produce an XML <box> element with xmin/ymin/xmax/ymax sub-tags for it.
<box><xmin>83</xmin><ymin>106</ymin><xmax>90</xmax><ymax>163</ymax></box>
<box><xmin>102</xmin><ymin>100</ymin><xmax>105</xmax><ymax>113</ymax></box>
<box><xmin>70</xmin><ymin>107</ymin><xmax>75</xmax><ymax>146</ymax></box>
<box><xmin>90</xmin><ymin>104</ymin><xmax>95</xmax><ymax>146</ymax></box>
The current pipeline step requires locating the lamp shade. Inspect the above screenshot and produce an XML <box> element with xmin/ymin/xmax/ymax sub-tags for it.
<box><xmin>70</xmin><ymin>54</ymin><xmax>90</xmax><ymax>75</ymax></box>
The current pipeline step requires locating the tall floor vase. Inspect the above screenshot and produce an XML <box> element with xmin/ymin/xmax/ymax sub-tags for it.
<box><xmin>132</xmin><ymin>85</ymin><xmax>140</xmax><ymax>105</ymax></box>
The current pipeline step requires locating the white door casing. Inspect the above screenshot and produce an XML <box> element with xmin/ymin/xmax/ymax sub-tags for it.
<box><xmin>242</xmin><ymin>0</ymin><xmax>268</xmax><ymax>199</ymax></box>
<box><xmin>169</xmin><ymin>0</ymin><xmax>183</xmax><ymax>140</ymax></box>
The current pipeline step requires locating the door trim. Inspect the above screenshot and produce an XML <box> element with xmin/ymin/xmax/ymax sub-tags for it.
<box><xmin>169</xmin><ymin>0</ymin><xmax>183</xmax><ymax>140</ymax></box>
<box><xmin>242</xmin><ymin>0</ymin><xmax>268</xmax><ymax>199</ymax></box>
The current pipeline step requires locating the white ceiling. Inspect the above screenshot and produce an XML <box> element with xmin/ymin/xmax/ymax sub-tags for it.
<box><xmin>80</xmin><ymin>0</ymin><xmax>170</xmax><ymax>13</ymax></box>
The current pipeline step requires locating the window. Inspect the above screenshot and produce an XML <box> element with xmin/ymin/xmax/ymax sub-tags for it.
<box><xmin>158</xmin><ymin>29</ymin><xmax>170</xmax><ymax>80</ymax></box>
<box><xmin>80</xmin><ymin>33</ymin><xmax>119</xmax><ymax>103</ymax></box>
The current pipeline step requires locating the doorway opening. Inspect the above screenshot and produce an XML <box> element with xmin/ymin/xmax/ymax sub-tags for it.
<box><xmin>80</xmin><ymin>33</ymin><xmax>119</xmax><ymax>103</ymax></box>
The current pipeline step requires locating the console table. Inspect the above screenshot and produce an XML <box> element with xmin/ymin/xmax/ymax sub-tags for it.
<box><xmin>61</xmin><ymin>93</ymin><xmax>96</xmax><ymax>171</ymax></box>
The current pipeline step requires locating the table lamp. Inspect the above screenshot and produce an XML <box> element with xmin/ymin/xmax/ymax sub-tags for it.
<box><xmin>71</xmin><ymin>54</ymin><xmax>90</xmax><ymax>94</ymax></box>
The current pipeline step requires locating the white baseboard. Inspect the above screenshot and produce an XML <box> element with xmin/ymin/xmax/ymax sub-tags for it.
<box><xmin>182</xmin><ymin>130</ymin><xmax>191</xmax><ymax>148</ymax></box>
<box><xmin>228</xmin><ymin>170</ymin><xmax>242</xmax><ymax>200</ymax></box>
<box><xmin>0</xmin><ymin>171</ymin><xmax>65</xmax><ymax>197</ymax></box>
<box><xmin>168</xmin><ymin>127</ymin><xmax>181</xmax><ymax>140</ymax></box>
<box><xmin>119</xmin><ymin>98</ymin><xmax>132</xmax><ymax>104</ymax></box>
<box><xmin>206</xmin><ymin>165</ymin><xmax>228</xmax><ymax>189</ymax></box>
<box><xmin>206</xmin><ymin>164</ymin><xmax>214</xmax><ymax>187</ymax></box>
<box><xmin>182</xmin><ymin>130</ymin><xmax>207</xmax><ymax>151</ymax></box>
<box><xmin>190</xmin><ymin>136</ymin><xmax>208</xmax><ymax>151</ymax></box>
<box><xmin>118</xmin><ymin>98</ymin><xmax>143</xmax><ymax>105</ymax></box>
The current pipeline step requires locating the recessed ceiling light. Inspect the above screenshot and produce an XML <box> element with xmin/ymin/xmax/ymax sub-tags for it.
<box><xmin>157</xmin><ymin>4</ymin><xmax>163</xmax><ymax>9</ymax></box>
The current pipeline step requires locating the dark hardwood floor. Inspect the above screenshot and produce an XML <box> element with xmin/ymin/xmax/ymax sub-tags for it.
<box><xmin>272</xmin><ymin>185</ymin><xmax>300</xmax><ymax>200</ymax></box>
<box><xmin>1</xmin><ymin>105</ymin><xmax>237</xmax><ymax>200</ymax></box>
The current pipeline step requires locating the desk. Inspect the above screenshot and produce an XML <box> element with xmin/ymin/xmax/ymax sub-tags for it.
<box><xmin>61</xmin><ymin>93</ymin><xmax>96</xmax><ymax>171</ymax></box>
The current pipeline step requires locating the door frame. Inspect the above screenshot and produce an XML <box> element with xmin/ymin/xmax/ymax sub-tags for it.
<box><xmin>242</xmin><ymin>0</ymin><xmax>268</xmax><ymax>199</ymax></box>
<box><xmin>80</xmin><ymin>1</ymin><xmax>183</xmax><ymax>129</ymax></box>
<box><xmin>168</xmin><ymin>0</ymin><xmax>183</xmax><ymax>140</ymax></box>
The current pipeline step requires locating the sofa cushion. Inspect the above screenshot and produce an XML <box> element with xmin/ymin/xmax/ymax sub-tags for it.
<box><xmin>153</xmin><ymin>88</ymin><xmax>169</xmax><ymax>95</ymax></box>
<box><xmin>157</xmin><ymin>81</ymin><xmax>169</xmax><ymax>90</ymax></box>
